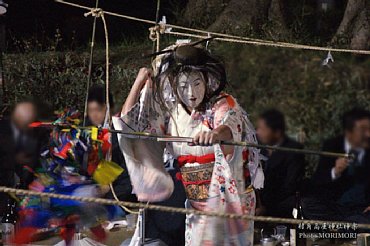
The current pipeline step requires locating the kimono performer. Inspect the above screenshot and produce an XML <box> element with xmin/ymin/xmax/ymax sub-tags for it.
<box><xmin>113</xmin><ymin>44</ymin><xmax>264</xmax><ymax>246</ymax></box>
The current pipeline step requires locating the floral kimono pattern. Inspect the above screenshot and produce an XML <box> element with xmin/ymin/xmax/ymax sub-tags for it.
<box><xmin>112</xmin><ymin>83</ymin><xmax>264</xmax><ymax>246</ymax></box>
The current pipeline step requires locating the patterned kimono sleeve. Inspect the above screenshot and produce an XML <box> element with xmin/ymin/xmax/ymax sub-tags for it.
<box><xmin>116</xmin><ymin>83</ymin><xmax>166</xmax><ymax>135</ymax></box>
<box><xmin>240</xmin><ymin>107</ymin><xmax>265</xmax><ymax>190</ymax></box>
<box><xmin>196</xmin><ymin>95</ymin><xmax>255</xmax><ymax>246</ymax></box>
<box><xmin>112</xmin><ymin>83</ymin><xmax>173</xmax><ymax>202</ymax></box>
<box><xmin>213</xmin><ymin>94</ymin><xmax>264</xmax><ymax>189</ymax></box>
<box><xmin>213</xmin><ymin>95</ymin><xmax>243</xmax><ymax>142</ymax></box>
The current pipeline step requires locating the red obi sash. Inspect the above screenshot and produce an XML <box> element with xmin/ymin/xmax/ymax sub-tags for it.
<box><xmin>177</xmin><ymin>150</ymin><xmax>250</xmax><ymax>199</ymax></box>
<box><xmin>177</xmin><ymin>153</ymin><xmax>215</xmax><ymax>168</ymax></box>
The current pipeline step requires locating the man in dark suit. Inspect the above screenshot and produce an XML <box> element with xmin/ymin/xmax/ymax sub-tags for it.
<box><xmin>256</xmin><ymin>109</ymin><xmax>306</xmax><ymax>218</ymax></box>
<box><xmin>304</xmin><ymin>108</ymin><xmax>370</xmax><ymax>223</ymax></box>
<box><xmin>0</xmin><ymin>100</ymin><xmax>43</xmax><ymax>214</ymax></box>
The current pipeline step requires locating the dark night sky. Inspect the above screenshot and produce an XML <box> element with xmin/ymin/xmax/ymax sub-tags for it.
<box><xmin>2</xmin><ymin>0</ymin><xmax>187</xmax><ymax>49</ymax></box>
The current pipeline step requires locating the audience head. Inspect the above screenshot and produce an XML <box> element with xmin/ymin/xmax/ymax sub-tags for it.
<box><xmin>342</xmin><ymin>108</ymin><xmax>370</xmax><ymax>149</ymax></box>
<box><xmin>257</xmin><ymin>109</ymin><xmax>286</xmax><ymax>145</ymax></box>
<box><xmin>87</xmin><ymin>84</ymin><xmax>114</xmax><ymax>127</ymax></box>
<box><xmin>11</xmin><ymin>99</ymin><xmax>38</xmax><ymax>131</ymax></box>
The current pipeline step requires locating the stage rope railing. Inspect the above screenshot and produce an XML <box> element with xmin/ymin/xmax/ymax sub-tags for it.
<box><xmin>1</xmin><ymin>186</ymin><xmax>370</xmax><ymax>230</ymax></box>
<box><xmin>54</xmin><ymin>0</ymin><xmax>370</xmax><ymax>55</ymax></box>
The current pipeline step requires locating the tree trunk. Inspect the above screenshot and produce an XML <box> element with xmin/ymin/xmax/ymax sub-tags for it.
<box><xmin>207</xmin><ymin>0</ymin><xmax>270</xmax><ymax>35</ymax></box>
<box><xmin>349</xmin><ymin>6</ymin><xmax>370</xmax><ymax>49</ymax></box>
<box><xmin>183</xmin><ymin>0</ymin><xmax>290</xmax><ymax>39</ymax></box>
<box><xmin>183</xmin><ymin>0</ymin><xmax>229</xmax><ymax>28</ymax></box>
<box><xmin>332</xmin><ymin>0</ymin><xmax>370</xmax><ymax>49</ymax></box>
<box><xmin>266</xmin><ymin>0</ymin><xmax>291</xmax><ymax>39</ymax></box>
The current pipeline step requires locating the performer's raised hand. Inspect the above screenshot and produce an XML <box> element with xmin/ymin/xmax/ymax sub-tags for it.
<box><xmin>121</xmin><ymin>67</ymin><xmax>153</xmax><ymax>115</ymax></box>
<box><xmin>134</xmin><ymin>67</ymin><xmax>153</xmax><ymax>89</ymax></box>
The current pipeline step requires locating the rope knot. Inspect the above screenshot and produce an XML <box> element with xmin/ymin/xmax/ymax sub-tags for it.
<box><xmin>84</xmin><ymin>8</ymin><xmax>103</xmax><ymax>18</ymax></box>
<box><xmin>149</xmin><ymin>26</ymin><xmax>158</xmax><ymax>41</ymax></box>
<box><xmin>149</xmin><ymin>17</ymin><xmax>171</xmax><ymax>42</ymax></box>
<box><xmin>149</xmin><ymin>25</ymin><xmax>165</xmax><ymax>41</ymax></box>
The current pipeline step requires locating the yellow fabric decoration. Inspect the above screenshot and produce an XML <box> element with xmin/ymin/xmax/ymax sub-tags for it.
<box><xmin>91</xmin><ymin>127</ymin><xmax>98</xmax><ymax>141</ymax></box>
<box><xmin>93</xmin><ymin>160</ymin><xmax>124</xmax><ymax>185</ymax></box>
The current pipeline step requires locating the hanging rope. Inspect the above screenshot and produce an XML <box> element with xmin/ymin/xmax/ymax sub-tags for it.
<box><xmin>84</xmin><ymin>8</ymin><xmax>132</xmax><ymax>216</ymax></box>
<box><xmin>83</xmin><ymin>9</ymin><xmax>134</xmax><ymax>215</ymax></box>
<box><xmin>82</xmin><ymin>0</ymin><xmax>99</xmax><ymax>127</ymax></box>
<box><xmin>83</xmin><ymin>8</ymin><xmax>111</xmax><ymax>128</ymax></box>
<box><xmin>154</xmin><ymin>0</ymin><xmax>161</xmax><ymax>53</ymax></box>
<box><xmin>54</xmin><ymin>0</ymin><xmax>370</xmax><ymax>55</ymax></box>
<box><xmin>109</xmin><ymin>183</ymin><xmax>139</xmax><ymax>214</ymax></box>
<box><xmin>149</xmin><ymin>25</ymin><xmax>165</xmax><ymax>52</ymax></box>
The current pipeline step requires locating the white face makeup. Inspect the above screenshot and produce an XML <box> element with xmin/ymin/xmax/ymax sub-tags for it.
<box><xmin>177</xmin><ymin>72</ymin><xmax>206</xmax><ymax>109</ymax></box>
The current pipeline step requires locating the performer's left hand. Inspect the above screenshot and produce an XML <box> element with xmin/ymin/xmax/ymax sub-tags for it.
<box><xmin>193</xmin><ymin>131</ymin><xmax>220</xmax><ymax>146</ymax></box>
<box><xmin>193</xmin><ymin>126</ymin><xmax>233</xmax><ymax>147</ymax></box>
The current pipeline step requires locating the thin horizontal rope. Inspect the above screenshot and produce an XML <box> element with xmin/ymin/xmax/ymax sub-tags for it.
<box><xmin>166</xmin><ymin>31</ymin><xmax>370</xmax><ymax>54</ymax></box>
<box><xmin>54</xmin><ymin>0</ymin><xmax>370</xmax><ymax>55</ymax></box>
<box><xmin>1</xmin><ymin>186</ymin><xmax>369</xmax><ymax>229</ymax></box>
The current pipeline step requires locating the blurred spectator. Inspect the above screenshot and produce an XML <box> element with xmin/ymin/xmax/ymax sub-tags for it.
<box><xmin>87</xmin><ymin>85</ymin><xmax>186</xmax><ymax>245</ymax></box>
<box><xmin>256</xmin><ymin>109</ymin><xmax>305</xmax><ymax>217</ymax></box>
<box><xmin>0</xmin><ymin>100</ymin><xmax>44</xmax><ymax>214</ymax></box>
<box><xmin>86</xmin><ymin>84</ymin><xmax>137</xmax><ymax>203</ymax></box>
<box><xmin>304</xmin><ymin>108</ymin><xmax>370</xmax><ymax>223</ymax></box>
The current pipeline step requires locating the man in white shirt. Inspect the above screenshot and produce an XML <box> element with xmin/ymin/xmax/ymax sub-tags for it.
<box><xmin>303</xmin><ymin>108</ymin><xmax>370</xmax><ymax>224</ymax></box>
<box><xmin>331</xmin><ymin>138</ymin><xmax>365</xmax><ymax>180</ymax></box>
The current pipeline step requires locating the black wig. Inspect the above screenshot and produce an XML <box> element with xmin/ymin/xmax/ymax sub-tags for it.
<box><xmin>153</xmin><ymin>45</ymin><xmax>227</xmax><ymax>112</ymax></box>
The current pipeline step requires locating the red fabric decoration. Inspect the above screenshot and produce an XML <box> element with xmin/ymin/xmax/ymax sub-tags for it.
<box><xmin>60</xmin><ymin>215</ymin><xmax>79</xmax><ymax>245</ymax></box>
<box><xmin>219</xmin><ymin>93</ymin><xmax>236</xmax><ymax>108</ymax></box>
<box><xmin>242</xmin><ymin>150</ymin><xmax>249</xmax><ymax>161</ymax></box>
<box><xmin>177</xmin><ymin>154</ymin><xmax>215</xmax><ymax>167</ymax></box>
<box><xmin>60</xmin><ymin>226</ymin><xmax>75</xmax><ymax>245</ymax></box>
<box><xmin>88</xmin><ymin>129</ymin><xmax>112</xmax><ymax>175</ymax></box>
<box><xmin>55</xmin><ymin>142</ymin><xmax>73</xmax><ymax>159</ymax></box>
<box><xmin>100</xmin><ymin>129</ymin><xmax>111</xmax><ymax>154</ymax></box>
<box><xmin>12</xmin><ymin>227</ymin><xmax>38</xmax><ymax>244</ymax></box>
<box><xmin>29</xmin><ymin>121</ymin><xmax>43</xmax><ymax>128</ymax></box>
<box><xmin>175</xmin><ymin>172</ymin><xmax>182</xmax><ymax>181</ymax></box>
<box><xmin>244</xmin><ymin>168</ymin><xmax>250</xmax><ymax>179</ymax></box>
<box><xmin>90</xmin><ymin>224</ymin><xmax>107</xmax><ymax>242</ymax></box>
